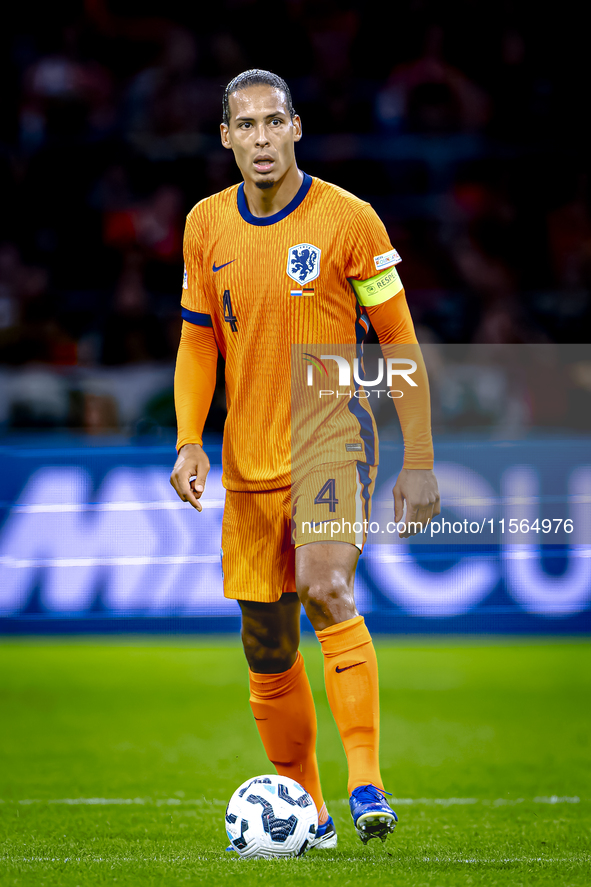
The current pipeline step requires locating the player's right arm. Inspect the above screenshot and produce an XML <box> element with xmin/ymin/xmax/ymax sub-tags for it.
<box><xmin>170</xmin><ymin>212</ymin><xmax>218</xmax><ymax>512</ymax></box>
<box><xmin>170</xmin><ymin>321</ymin><xmax>217</xmax><ymax>510</ymax></box>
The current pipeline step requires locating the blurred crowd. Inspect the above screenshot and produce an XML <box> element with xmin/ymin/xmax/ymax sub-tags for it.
<box><xmin>1</xmin><ymin>0</ymin><xmax>590</xmax><ymax>433</ymax></box>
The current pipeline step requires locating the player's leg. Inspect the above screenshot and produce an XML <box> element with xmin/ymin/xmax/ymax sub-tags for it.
<box><xmin>293</xmin><ymin>462</ymin><xmax>396</xmax><ymax>842</ymax></box>
<box><xmin>295</xmin><ymin>540</ymin><xmax>383</xmax><ymax>792</ymax></box>
<box><xmin>239</xmin><ymin>594</ymin><xmax>328</xmax><ymax>822</ymax></box>
<box><xmin>221</xmin><ymin>487</ymin><xmax>331</xmax><ymax>836</ymax></box>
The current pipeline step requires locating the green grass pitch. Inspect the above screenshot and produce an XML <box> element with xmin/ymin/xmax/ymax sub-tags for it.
<box><xmin>1</xmin><ymin>636</ymin><xmax>590</xmax><ymax>886</ymax></box>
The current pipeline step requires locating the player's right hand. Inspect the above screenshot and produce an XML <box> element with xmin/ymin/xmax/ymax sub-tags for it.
<box><xmin>170</xmin><ymin>443</ymin><xmax>210</xmax><ymax>512</ymax></box>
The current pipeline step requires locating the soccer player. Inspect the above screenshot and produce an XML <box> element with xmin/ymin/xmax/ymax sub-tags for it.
<box><xmin>170</xmin><ymin>69</ymin><xmax>440</xmax><ymax>848</ymax></box>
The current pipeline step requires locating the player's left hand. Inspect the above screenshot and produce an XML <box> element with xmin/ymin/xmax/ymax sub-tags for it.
<box><xmin>393</xmin><ymin>468</ymin><xmax>440</xmax><ymax>538</ymax></box>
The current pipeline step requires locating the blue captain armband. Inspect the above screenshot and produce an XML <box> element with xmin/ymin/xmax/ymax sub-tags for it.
<box><xmin>181</xmin><ymin>307</ymin><xmax>213</xmax><ymax>327</ymax></box>
<box><xmin>350</xmin><ymin>266</ymin><xmax>403</xmax><ymax>307</ymax></box>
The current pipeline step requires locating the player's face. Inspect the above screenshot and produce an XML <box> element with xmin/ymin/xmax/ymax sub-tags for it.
<box><xmin>221</xmin><ymin>85</ymin><xmax>302</xmax><ymax>189</ymax></box>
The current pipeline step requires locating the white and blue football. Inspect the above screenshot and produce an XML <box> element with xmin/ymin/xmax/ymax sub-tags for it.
<box><xmin>225</xmin><ymin>774</ymin><xmax>318</xmax><ymax>859</ymax></box>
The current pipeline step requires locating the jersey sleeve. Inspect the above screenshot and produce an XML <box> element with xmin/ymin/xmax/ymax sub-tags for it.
<box><xmin>345</xmin><ymin>203</ymin><xmax>401</xmax><ymax>285</ymax></box>
<box><xmin>365</xmin><ymin>288</ymin><xmax>417</xmax><ymax>344</ymax></box>
<box><xmin>174</xmin><ymin>320</ymin><xmax>218</xmax><ymax>450</ymax></box>
<box><xmin>364</xmin><ymin>269</ymin><xmax>433</xmax><ymax>469</ymax></box>
<box><xmin>378</xmin><ymin>340</ymin><xmax>434</xmax><ymax>469</ymax></box>
<box><xmin>180</xmin><ymin>210</ymin><xmax>212</xmax><ymax>327</ymax></box>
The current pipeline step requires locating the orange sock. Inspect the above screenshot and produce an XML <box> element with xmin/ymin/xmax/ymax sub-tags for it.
<box><xmin>316</xmin><ymin>615</ymin><xmax>383</xmax><ymax>795</ymax></box>
<box><xmin>249</xmin><ymin>652</ymin><xmax>327</xmax><ymax>823</ymax></box>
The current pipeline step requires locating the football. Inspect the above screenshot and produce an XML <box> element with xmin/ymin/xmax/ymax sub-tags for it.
<box><xmin>225</xmin><ymin>774</ymin><xmax>318</xmax><ymax>858</ymax></box>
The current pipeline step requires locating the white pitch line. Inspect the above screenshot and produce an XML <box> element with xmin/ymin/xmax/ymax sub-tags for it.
<box><xmin>1</xmin><ymin>796</ymin><xmax>582</xmax><ymax>807</ymax></box>
<box><xmin>392</xmin><ymin>796</ymin><xmax>582</xmax><ymax>806</ymax></box>
<box><xmin>417</xmin><ymin>857</ymin><xmax>590</xmax><ymax>865</ymax></box>
<box><xmin>9</xmin><ymin>798</ymin><xmax>224</xmax><ymax>806</ymax></box>
<box><xmin>338</xmin><ymin>796</ymin><xmax>582</xmax><ymax>806</ymax></box>
<box><xmin>1</xmin><ymin>855</ymin><xmax>589</xmax><ymax>866</ymax></box>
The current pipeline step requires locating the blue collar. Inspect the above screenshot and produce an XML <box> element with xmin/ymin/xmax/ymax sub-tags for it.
<box><xmin>237</xmin><ymin>172</ymin><xmax>312</xmax><ymax>226</ymax></box>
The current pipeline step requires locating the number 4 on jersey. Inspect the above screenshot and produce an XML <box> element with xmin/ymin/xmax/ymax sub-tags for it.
<box><xmin>223</xmin><ymin>289</ymin><xmax>238</xmax><ymax>332</ymax></box>
<box><xmin>314</xmin><ymin>479</ymin><xmax>338</xmax><ymax>513</ymax></box>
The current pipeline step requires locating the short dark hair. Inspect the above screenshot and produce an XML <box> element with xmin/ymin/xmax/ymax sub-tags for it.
<box><xmin>222</xmin><ymin>69</ymin><xmax>295</xmax><ymax>126</ymax></box>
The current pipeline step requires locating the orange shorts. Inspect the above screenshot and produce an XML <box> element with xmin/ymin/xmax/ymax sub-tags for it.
<box><xmin>221</xmin><ymin>461</ymin><xmax>377</xmax><ymax>602</ymax></box>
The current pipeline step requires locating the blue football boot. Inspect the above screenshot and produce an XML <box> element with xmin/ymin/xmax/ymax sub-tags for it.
<box><xmin>309</xmin><ymin>814</ymin><xmax>338</xmax><ymax>850</ymax></box>
<box><xmin>349</xmin><ymin>785</ymin><xmax>398</xmax><ymax>844</ymax></box>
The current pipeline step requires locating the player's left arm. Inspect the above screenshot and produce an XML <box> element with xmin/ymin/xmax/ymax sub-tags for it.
<box><xmin>353</xmin><ymin>267</ymin><xmax>440</xmax><ymax>537</ymax></box>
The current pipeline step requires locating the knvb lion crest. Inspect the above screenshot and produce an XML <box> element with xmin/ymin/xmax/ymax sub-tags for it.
<box><xmin>287</xmin><ymin>243</ymin><xmax>321</xmax><ymax>285</ymax></box>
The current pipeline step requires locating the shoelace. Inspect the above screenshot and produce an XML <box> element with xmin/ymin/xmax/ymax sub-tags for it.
<box><xmin>352</xmin><ymin>785</ymin><xmax>392</xmax><ymax>804</ymax></box>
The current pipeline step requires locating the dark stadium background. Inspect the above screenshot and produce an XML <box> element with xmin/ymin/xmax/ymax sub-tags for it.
<box><xmin>1</xmin><ymin>0</ymin><xmax>590</xmax><ymax>632</ymax></box>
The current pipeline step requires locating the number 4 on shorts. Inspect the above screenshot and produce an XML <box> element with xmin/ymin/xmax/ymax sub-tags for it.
<box><xmin>314</xmin><ymin>478</ymin><xmax>338</xmax><ymax>513</ymax></box>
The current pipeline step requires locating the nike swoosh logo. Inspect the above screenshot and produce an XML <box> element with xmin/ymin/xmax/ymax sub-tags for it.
<box><xmin>336</xmin><ymin>661</ymin><xmax>366</xmax><ymax>673</ymax></box>
<box><xmin>212</xmin><ymin>260</ymin><xmax>235</xmax><ymax>272</ymax></box>
<box><xmin>254</xmin><ymin>717</ymin><xmax>268</xmax><ymax>721</ymax></box>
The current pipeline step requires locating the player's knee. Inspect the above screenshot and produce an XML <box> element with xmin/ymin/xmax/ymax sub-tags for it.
<box><xmin>299</xmin><ymin>578</ymin><xmax>356</xmax><ymax>628</ymax></box>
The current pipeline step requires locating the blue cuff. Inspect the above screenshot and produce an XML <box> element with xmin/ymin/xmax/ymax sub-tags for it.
<box><xmin>182</xmin><ymin>307</ymin><xmax>213</xmax><ymax>327</ymax></box>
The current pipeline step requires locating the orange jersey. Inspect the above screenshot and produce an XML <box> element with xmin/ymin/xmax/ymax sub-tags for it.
<box><xmin>181</xmin><ymin>173</ymin><xmax>416</xmax><ymax>490</ymax></box>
